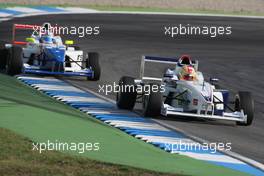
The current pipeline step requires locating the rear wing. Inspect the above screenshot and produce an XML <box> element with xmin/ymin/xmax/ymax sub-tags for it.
<box><xmin>12</xmin><ymin>23</ymin><xmax>59</xmax><ymax>45</ymax></box>
<box><xmin>139</xmin><ymin>55</ymin><xmax>198</xmax><ymax>81</ymax></box>
<box><xmin>140</xmin><ymin>55</ymin><xmax>179</xmax><ymax>81</ymax></box>
<box><xmin>12</xmin><ymin>24</ymin><xmax>41</xmax><ymax>45</ymax></box>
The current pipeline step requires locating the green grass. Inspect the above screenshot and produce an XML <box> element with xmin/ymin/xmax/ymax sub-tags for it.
<box><xmin>0</xmin><ymin>3</ymin><xmax>34</xmax><ymax>9</ymax></box>
<box><xmin>0</xmin><ymin>127</ymin><xmax>180</xmax><ymax>176</ymax></box>
<box><xmin>0</xmin><ymin>3</ymin><xmax>263</xmax><ymax>17</ymax></box>
<box><xmin>0</xmin><ymin>73</ymin><xmax>249</xmax><ymax>176</ymax></box>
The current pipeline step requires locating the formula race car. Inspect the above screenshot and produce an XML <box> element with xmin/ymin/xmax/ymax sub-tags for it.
<box><xmin>116</xmin><ymin>55</ymin><xmax>254</xmax><ymax>126</ymax></box>
<box><xmin>0</xmin><ymin>23</ymin><xmax>100</xmax><ymax>81</ymax></box>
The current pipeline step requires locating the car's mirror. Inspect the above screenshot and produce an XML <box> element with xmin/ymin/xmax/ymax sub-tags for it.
<box><xmin>210</xmin><ymin>78</ymin><xmax>219</xmax><ymax>83</ymax></box>
<box><xmin>26</xmin><ymin>37</ymin><xmax>35</xmax><ymax>43</ymax></box>
<box><xmin>210</xmin><ymin>78</ymin><xmax>220</xmax><ymax>89</ymax></box>
<box><xmin>65</xmin><ymin>40</ymin><xmax>74</xmax><ymax>45</ymax></box>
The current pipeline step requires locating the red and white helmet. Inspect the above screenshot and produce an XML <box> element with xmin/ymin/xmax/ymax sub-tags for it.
<box><xmin>178</xmin><ymin>55</ymin><xmax>192</xmax><ymax>66</ymax></box>
<box><xmin>179</xmin><ymin>65</ymin><xmax>197</xmax><ymax>81</ymax></box>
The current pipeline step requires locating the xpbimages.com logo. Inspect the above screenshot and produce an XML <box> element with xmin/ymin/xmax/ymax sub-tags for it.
<box><xmin>164</xmin><ymin>141</ymin><xmax>232</xmax><ymax>154</ymax></box>
<box><xmin>32</xmin><ymin>23</ymin><xmax>100</xmax><ymax>38</ymax></box>
<box><xmin>32</xmin><ymin>140</ymin><xmax>100</xmax><ymax>154</ymax></box>
<box><xmin>98</xmin><ymin>82</ymin><xmax>165</xmax><ymax>95</ymax></box>
<box><xmin>164</xmin><ymin>24</ymin><xmax>232</xmax><ymax>38</ymax></box>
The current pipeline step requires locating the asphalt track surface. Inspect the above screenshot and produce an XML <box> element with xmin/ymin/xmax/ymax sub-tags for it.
<box><xmin>0</xmin><ymin>14</ymin><xmax>263</xmax><ymax>164</ymax></box>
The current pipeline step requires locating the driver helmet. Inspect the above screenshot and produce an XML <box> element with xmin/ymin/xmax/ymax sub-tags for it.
<box><xmin>39</xmin><ymin>22</ymin><xmax>55</xmax><ymax>38</ymax></box>
<box><xmin>42</xmin><ymin>23</ymin><xmax>52</xmax><ymax>34</ymax></box>
<box><xmin>178</xmin><ymin>55</ymin><xmax>192</xmax><ymax>67</ymax></box>
<box><xmin>179</xmin><ymin>65</ymin><xmax>197</xmax><ymax>81</ymax></box>
<box><xmin>41</xmin><ymin>36</ymin><xmax>53</xmax><ymax>44</ymax></box>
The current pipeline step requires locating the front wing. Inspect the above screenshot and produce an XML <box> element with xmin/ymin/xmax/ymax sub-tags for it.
<box><xmin>24</xmin><ymin>67</ymin><xmax>94</xmax><ymax>77</ymax></box>
<box><xmin>161</xmin><ymin>104</ymin><xmax>247</xmax><ymax>123</ymax></box>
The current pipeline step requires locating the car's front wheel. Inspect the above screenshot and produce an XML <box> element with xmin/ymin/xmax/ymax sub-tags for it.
<box><xmin>143</xmin><ymin>84</ymin><xmax>162</xmax><ymax>117</ymax></box>
<box><xmin>86</xmin><ymin>52</ymin><xmax>101</xmax><ymax>81</ymax></box>
<box><xmin>116</xmin><ymin>76</ymin><xmax>137</xmax><ymax>110</ymax></box>
<box><xmin>235</xmin><ymin>91</ymin><xmax>254</xmax><ymax>126</ymax></box>
<box><xmin>6</xmin><ymin>46</ymin><xmax>23</xmax><ymax>76</ymax></box>
<box><xmin>0</xmin><ymin>48</ymin><xmax>8</xmax><ymax>70</ymax></box>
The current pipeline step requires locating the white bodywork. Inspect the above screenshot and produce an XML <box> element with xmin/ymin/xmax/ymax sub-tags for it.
<box><xmin>65</xmin><ymin>47</ymin><xmax>84</xmax><ymax>72</ymax></box>
<box><xmin>136</xmin><ymin>56</ymin><xmax>247</xmax><ymax>123</ymax></box>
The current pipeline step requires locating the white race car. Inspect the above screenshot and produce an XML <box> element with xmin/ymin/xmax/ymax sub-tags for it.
<box><xmin>0</xmin><ymin>23</ymin><xmax>100</xmax><ymax>81</ymax></box>
<box><xmin>116</xmin><ymin>55</ymin><xmax>254</xmax><ymax>126</ymax></box>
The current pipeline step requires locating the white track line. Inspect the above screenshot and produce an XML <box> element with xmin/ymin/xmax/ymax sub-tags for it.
<box><xmin>1</xmin><ymin>6</ymin><xmax>263</xmax><ymax>19</ymax></box>
<box><xmin>0</xmin><ymin>12</ymin><xmax>12</xmax><ymax>18</ymax></box>
<box><xmin>56</xmin><ymin>97</ymin><xmax>105</xmax><ymax>103</ymax></box>
<box><xmin>57</xmin><ymin>7</ymin><xmax>98</xmax><ymax>13</ymax></box>
<box><xmin>7</xmin><ymin>7</ymin><xmax>45</xmax><ymax>13</ymax></box>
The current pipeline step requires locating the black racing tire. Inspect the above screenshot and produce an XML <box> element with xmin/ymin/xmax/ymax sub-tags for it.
<box><xmin>116</xmin><ymin>76</ymin><xmax>137</xmax><ymax>110</ymax></box>
<box><xmin>7</xmin><ymin>46</ymin><xmax>23</xmax><ymax>76</ymax></box>
<box><xmin>27</xmin><ymin>53</ymin><xmax>36</xmax><ymax>65</ymax></box>
<box><xmin>0</xmin><ymin>48</ymin><xmax>8</xmax><ymax>70</ymax></box>
<box><xmin>73</xmin><ymin>46</ymin><xmax>80</xmax><ymax>50</ymax></box>
<box><xmin>0</xmin><ymin>41</ymin><xmax>8</xmax><ymax>70</ymax></box>
<box><xmin>214</xmin><ymin>84</ymin><xmax>221</xmax><ymax>90</ymax></box>
<box><xmin>87</xmin><ymin>52</ymin><xmax>101</xmax><ymax>81</ymax></box>
<box><xmin>235</xmin><ymin>91</ymin><xmax>254</xmax><ymax>126</ymax></box>
<box><xmin>53</xmin><ymin>62</ymin><xmax>64</xmax><ymax>72</ymax></box>
<box><xmin>143</xmin><ymin>84</ymin><xmax>162</xmax><ymax>117</ymax></box>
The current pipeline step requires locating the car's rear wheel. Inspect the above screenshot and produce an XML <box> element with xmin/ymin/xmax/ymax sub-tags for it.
<box><xmin>0</xmin><ymin>48</ymin><xmax>8</xmax><ymax>70</ymax></box>
<box><xmin>116</xmin><ymin>76</ymin><xmax>137</xmax><ymax>110</ymax></box>
<box><xmin>73</xmin><ymin>46</ymin><xmax>80</xmax><ymax>50</ymax></box>
<box><xmin>143</xmin><ymin>84</ymin><xmax>162</xmax><ymax>117</ymax></box>
<box><xmin>6</xmin><ymin>46</ymin><xmax>23</xmax><ymax>76</ymax></box>
<box><xmin>0</xmin><ymin>42</ymin><xmax>8</xmax><ymax>70</ymax></box>
<box><xmin>87</xmin><ymin>52</ymin><xmax>101</xmax><ymax>81</ymax></box>
<box><xmin>53</xmin><ymin>62</ymin><xmax>64</xmax><ymax>72</ymax></box>
<box><xmin>235</xmin><ymin>91</ymin><xmax>254</xmax><ymax>126</ymax></box>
